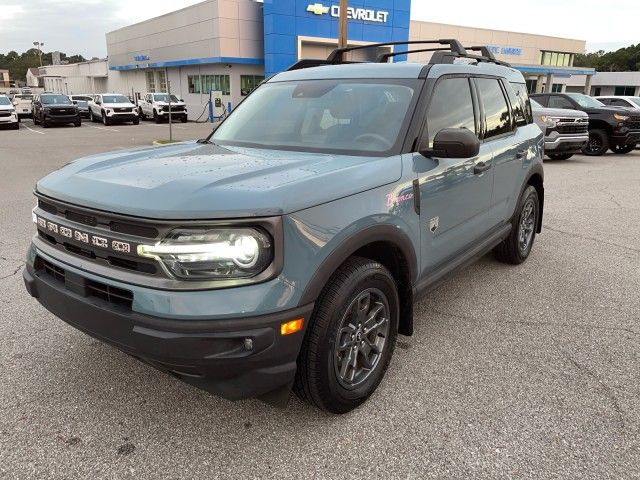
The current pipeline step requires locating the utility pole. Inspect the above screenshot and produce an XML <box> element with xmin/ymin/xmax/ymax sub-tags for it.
<box><xmin>166</xmin><ymin>68</ymin><xmax>173</xmax><ymax>142</ymax></box>
<box><xmin>338</xmin><ymin>0</ymin><xmax>348</xmax><ymax>49</ymax></box>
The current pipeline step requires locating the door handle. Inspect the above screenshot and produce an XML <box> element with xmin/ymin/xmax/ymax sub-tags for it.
<box><xmin>474</xmin><ymin>161</ymin><xmax>492</xmax><ymax>174</ymax></box>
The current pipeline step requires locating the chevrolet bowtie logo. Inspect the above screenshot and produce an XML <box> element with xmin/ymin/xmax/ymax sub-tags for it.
<box><xmin>307</xmin><ymin>3</ymin><xmax>330</xmax><ymax>15</ymax></box>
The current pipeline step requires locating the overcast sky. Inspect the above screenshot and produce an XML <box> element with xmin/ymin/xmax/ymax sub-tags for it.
<box><xmin>0</xmin><ymin>0</ymin><xmax>636</xmax><ymax>58</ymax></box>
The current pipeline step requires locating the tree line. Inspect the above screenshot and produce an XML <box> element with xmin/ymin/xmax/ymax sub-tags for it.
<box><xmin>0</xmin><ymin>49</ymin><xmax>87</xmax><ymax>84</ymax></box>
<box><xmin>574</xmin><ymin>44</ymin><xmax>640</xmax><ymax>72</ymax></box>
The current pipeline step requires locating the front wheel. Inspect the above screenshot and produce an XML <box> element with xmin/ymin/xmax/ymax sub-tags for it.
<box><xmin>154</xmin><ymin>110</ymin><xmax>161</xmax><ymax>124</ymax></box>
<box><xmin>610</xmin><ymin>144</ymin><xmax>635</xmax><ymax>154</ymax></box>
<box><xmin>181</xmin><ymin>115</ymin><xmax>188</xmax><ymax>123</ymax></box>
<box><xmin>294</xmin><ymin>257</ymin><xmax>399</xmax><ymax>414</ymax></box>
<box><xmin>132</xmin><ymin>118</ymin><xmax>139</xmax><ymax>125</ymax></box>
<box><xmin>102</xmin><ymin>112</ymin><xmax>111</xmax><ymax>126</ymax></box>
<box><xmin>138</xmin><ymin>107</ymin><xmax>146</xmax><ymax>120</ymax></box>
<box><xmin>582</xmin><ymin>129</ymin><xmax>609</xmax><ymax>156</ymax></box>
<box><xmin>494</xmin><ymin>185</ymin><xmax>540</xmax><ymax>265</ymax></box>
<box><xmin>547</xmin><ymin>153</ymin><xmax>573</xmax><ymax>160</ymax></box>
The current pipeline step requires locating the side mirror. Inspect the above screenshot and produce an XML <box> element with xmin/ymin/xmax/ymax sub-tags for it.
<box><xmin>420</xmin><ymin>128</ymin><xmax>480</xmax><ymax>158</ymax></box>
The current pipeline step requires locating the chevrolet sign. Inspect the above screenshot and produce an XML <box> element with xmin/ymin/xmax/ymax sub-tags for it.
<box><xmin>307</xmin><ymin>3</ymin><xmax>389</xmax><ymax>23</ymax></box>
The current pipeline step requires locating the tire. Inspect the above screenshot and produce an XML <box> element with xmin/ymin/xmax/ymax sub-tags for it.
<box><xmin>547</xmin><ymin>153</ymin><xmax>573</xmax><ymax>160</ymax></box>
<box><xmin>610</xmin><ymin>144</ymin><xmax>635</xmax><ymax>154</ymax></box>
<box><xmin>582</xmin><ymin>129</ymin><xmax>609</xmax><ymax>156</ymax></box>
<box><xmin>181</xmin><ymin>115</ymin><xmax>188</xmax><ymax>123</ymax></box>
<box><xmin>132</xmin><ymin>118</ymin><xmax>139</xmax><ymax>125</ymax></box>
<box><xmin>12</xmin><ymin>122</ymin><xmax>19</xmax><ymax>130</ymax></box>
<box><xmin>33</xmin><ymin>112</ymin><xmax>38</xmax><ymax>125</ymax></box>
<box><xmin>42</xmin><ymin>115</ymin><xmax>49</xmax><ymax>128</ymax></box>
<box><xmin>102</xmin><ymin>112</ymin><xmax>110</xmax><ymax>126</ymax></box>
<box><xmin>154</xmin><ymin>110</ymin><xmax>161</xmax><ymax>124</ymax></box>
<box><xmin>138</xmin><ymin>107</ymin><xmax>146</xmax><ymax>120</ymax></box>
<box><xmin>91</xmin><ymin>110</ymin><xmax>98</xmax><ymax>122</ymax></box>
<box><xmin>293</xmin><ymin>257</ymin><xmax>399</xmax><ymax>414</ymax></box>
<box><xmin>494</xmin><ymin>185</ymin><xmax>539</xmax><ymax>265</ymax></box>
<box><xmin>74</xmin><ymin>119</ymin><xmax>81</xmax><ymax>127</ymax></box>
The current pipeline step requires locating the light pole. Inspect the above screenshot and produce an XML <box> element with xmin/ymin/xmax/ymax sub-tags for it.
<box><xmin>33</xmin><ymin>41</ymin><xmax>44</xmax><ymax>67</ymax></box>
<box><xmin>338</xmin><ymin>0</ymin><xmax>348</xmax><ymax>49</ymax></box>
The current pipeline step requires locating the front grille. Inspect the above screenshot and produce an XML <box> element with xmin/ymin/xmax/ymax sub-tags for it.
<box><xmin>36</xmin><ymin>257</ymin><xmax>133</xmax><ymax>309</ymax></box>
<box><xmin>557</xmin><ymin>124</ymin><xmax>589</xmax><ymax>135</ymax></box>
<box><xmin>0</xmin><ymin>111</ymin><xmax>11</xmax><ymax>117</ymax></box>
<box><xmin>162</xmin><ymin>106</ymin><xmax>185</xmax><ymax>112</ymax></box>
<box><xmin>627</xmin><ymin>118</ymin><xmax>640</xmax><ymax>130</ymax></box>
<box><xmin>50</xmin><ymin>109</ymin><xmax>74</xmax><ymax>116</ymax></box>
<box><xmin>114</xmin><ymin>107</ymin><xmax>132</xmax><ymax>113</ymax></box>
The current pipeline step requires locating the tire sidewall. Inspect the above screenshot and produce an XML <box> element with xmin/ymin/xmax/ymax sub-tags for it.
<box><xmin>515</xmin><ymin>186</ymin><xmax>539</xmax><ymax>261</ymax></box>
<box><xmin>315</xmin><ymin>266</ymin><xmax>399</xmax><ymax>410</ymax></box>
<box><xmin>582</xmin><ymin>130</ymin><xmax>609</xmax><ymax>156</ymax></box>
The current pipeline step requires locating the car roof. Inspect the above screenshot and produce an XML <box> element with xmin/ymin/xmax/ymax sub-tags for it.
<box><xmin>271</xmin><ymin>61</ymin><xmax>525</xmax><ymax>84</ymax></box>
<box><xmin>595</xmin><ymin>95</ymin><xmax>639</xmax><ymax>99</ymax></box>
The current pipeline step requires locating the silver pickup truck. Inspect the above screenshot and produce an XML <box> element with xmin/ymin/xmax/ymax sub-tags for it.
<box><xmin>531</xmin><ymin>98</ymin><xmax>589</xmax><ymax>160</ymax></box>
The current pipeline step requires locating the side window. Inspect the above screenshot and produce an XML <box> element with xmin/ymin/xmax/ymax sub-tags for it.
<box><xmin>547</xmin><ymin>95</ymin><xmax>574</xmax><ymax>109</ymax></box>
<box><xmin>598</xmin><ymin>98</ymin><xmax>611</xmax><ymax>105</ymax></box>
<box><xmin>476</xmin><ymin>78</ymin><xmax>512</xmax><ymax>139</ymax></box>
<box><xmin>426</xmin><ymin>77</ymin><xmax>476</xmax><ymax>148</ymax></box>
<box><xmin>506</xmin><ymin>82</ymin><xmax>533</xmax><ymax>127</ymax></box>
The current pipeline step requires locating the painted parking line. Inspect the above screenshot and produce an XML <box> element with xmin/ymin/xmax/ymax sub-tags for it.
<box><xmin>21</xmin><ymin>124</ymin><xmax>45</xmax><ymax>135</ymax></box>
<box><xmin>87</xmin><ymin>125</ymin><xmax>120</xmax><ymax>132</ymax></box>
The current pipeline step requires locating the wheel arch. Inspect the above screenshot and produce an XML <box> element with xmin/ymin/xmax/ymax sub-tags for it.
<box><xmin>299</xmin><ymin>224</ymin><xmax>417</xmax><ymax>337</ymax></box>
<box><xmin>588</xmin><ymin>119</ymin><xmax>613</xmax><ymax>134</ymax></box>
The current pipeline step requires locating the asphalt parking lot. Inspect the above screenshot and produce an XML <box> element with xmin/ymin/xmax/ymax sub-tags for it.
<box><xmin>1</xmin><ymin>120</ymin><xmax>638</xmax><ymax>479</ymax></box>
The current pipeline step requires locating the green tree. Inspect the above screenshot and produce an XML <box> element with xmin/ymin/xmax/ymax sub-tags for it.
<box><xmin>0</xmin><ymin>49</ymin><xmax>87</xmax><ymax>85</ymax></box>
<box><xmin>574</xmin><ymin>44</ymin><xmax>640</xmax><ymax>72</ymax></box>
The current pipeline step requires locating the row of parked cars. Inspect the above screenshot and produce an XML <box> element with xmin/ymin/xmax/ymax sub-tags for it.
<box><xmin>0</xmin><ymin>92</ymin><xmax>189</xmax><ymax>129</ymax></box>
<box><xmin>531</xmin><ymin>92</ymin><xmax>640</xmax><ymax>159</ymax></box>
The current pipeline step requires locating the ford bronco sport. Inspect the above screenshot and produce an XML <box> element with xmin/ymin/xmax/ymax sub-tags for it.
<box><xmin>24</xmin><ymin>40</ymin><xmax>544</xmax><ymax>413</ymax></box>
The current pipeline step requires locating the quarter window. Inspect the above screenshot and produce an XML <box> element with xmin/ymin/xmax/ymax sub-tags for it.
<box><xmin>507</xmin><ymin>82</ymin><xmax>533</xmax><ymax>126</ymax></box>
<box><xmin>426</xmin><ymin>77</ymin><xmax>476</xmax><ymax>148</ymax></box>
<box><xmin>476</xmin><ymin>78</ymin><xmax>512</xmax><ymax>139</ymax></box>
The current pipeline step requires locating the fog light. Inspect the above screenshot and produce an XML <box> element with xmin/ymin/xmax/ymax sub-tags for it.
<box><xmin>280</xmin><ymin>318</ymin><xmax>304</xmax><ymax>336</ymax></box>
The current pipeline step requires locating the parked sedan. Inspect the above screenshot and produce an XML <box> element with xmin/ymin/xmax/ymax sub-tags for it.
<box><xmin>33</xmin><ymin>93</ymin><xmax>81</xmax><ymax>128</ymax></box>
<box><xmin>0</xmin><ymin>94</ymin><xmax>20</xmax><ymax>129</ymax></box>
<box><xmin>530</xmin><ymin>98</ymin><xmax>589</xmax><ymax>160</ymax></box>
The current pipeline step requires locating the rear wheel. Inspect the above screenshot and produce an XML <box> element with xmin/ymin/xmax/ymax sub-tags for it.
<box><xmin>582</xmin><ymin>129</ymin><xmax>609</xmax><ymax>156</ymax></box>
<box><xmin>294</xmin><ymin>257</ymin><xmax>399</xmax><ymax>414</ymax></box>
<box><xmin>494</xmin><ymin>185</ymin><xmax>539</xmax><ymax>265</ymax></box>
<box><xmin>547</xmin><ymin>153</ymin><xmax>573</xmax><ymax>160</ymax></box>
<box><xmin>610</xmin><ymin>144</ymin><xmax>635</xmax><ymax>154</ymax></box>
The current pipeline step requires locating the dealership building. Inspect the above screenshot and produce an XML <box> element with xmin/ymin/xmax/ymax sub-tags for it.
<box><xmin>41</xmin><ymin>0</ymin><xmax>600</xmax><ymax>120</ymax></box>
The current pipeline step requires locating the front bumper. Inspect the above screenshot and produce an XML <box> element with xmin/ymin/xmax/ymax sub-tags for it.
<box><xmin>611</xmin><ymin>129</ymin><xmax>640</xmax><ymax>146</ymax></box>
<box><xmin>106</xmin><ymin>113</ymin><xmax>138</xmax><ymax>122</ymax></box>
<box><xmin>23</xmin><ymin>259</ymin><xmax>313</xmax><ymax>403</ymax></box>
<box><xmin>544</xmin><ymin>133</ymin><xmax>589</xmax><ymax>153</ymax></box>
<box><xmin>44</xmin><ymin>114</ymin><xmax>80</xmax><ymax>124</ymax></box>
<box><xmin>0</xmin><ymin>114</ymin><xmax>18</xmax><ymax>124</ymax></box>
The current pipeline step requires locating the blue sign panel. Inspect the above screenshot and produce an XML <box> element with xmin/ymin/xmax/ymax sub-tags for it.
<box><xmin>263</xmin><ymin>0</ymin><xmax>412</xmax><ymax>77</ymax></box>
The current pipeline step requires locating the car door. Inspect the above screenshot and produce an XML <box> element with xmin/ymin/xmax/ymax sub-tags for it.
<box><xmin>415</xmin><ymin>75</ymin><xmax>494</xmax><ymax>275</ymax></box>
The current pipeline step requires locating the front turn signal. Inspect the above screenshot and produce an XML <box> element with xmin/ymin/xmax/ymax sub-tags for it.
<box><xmin>280</xmin><ymin>318</ymin><xmax>304</xmax><ymax>336</ymax></box>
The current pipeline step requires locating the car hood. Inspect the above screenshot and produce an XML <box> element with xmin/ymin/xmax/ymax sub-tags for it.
<box><xmin>531</xmin><ymin>106</ymin><xmax>587</xmax><ymax>118</ymax></box>
<box><xmin>0</xmin><ymin>105</ymin><xmax>14</xmax><ymax>111</ymax></box>
<box><xmin>155</xmin><ymin>101</ymin><xmax>186</xmax><ymax>106</ymax></box>
<box><xmin>583</xmin><ymin>106</ymin><xmax>631</xmax><ymax>115</ymax></box>
<box><xmin>36</xmin><ymin>142</ymin><xmax>401</xmax><ymax>219</ymax></box>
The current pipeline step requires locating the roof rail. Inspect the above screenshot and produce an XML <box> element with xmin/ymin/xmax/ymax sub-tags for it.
<box><xmin>326</xmin><ymin>39</ymin><xmax>467</xmax><ymax>63</ymax></box>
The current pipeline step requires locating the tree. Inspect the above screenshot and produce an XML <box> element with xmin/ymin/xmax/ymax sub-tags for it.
<box><xmin>574</xmin><ymin>44</ymin><xmax>640</xmax><ymax>72</ymax></box>
<box><xmin>0</xmin><ymin>49</ymin><xmax>87</xmax><ymax>84</ymax></box>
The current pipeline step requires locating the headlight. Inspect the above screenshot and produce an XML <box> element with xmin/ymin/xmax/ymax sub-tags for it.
<box><xmin>614</xmin><ymin>113</ymin><xmax>629</xmax><ymax>121</ymax></box>
<box><xmin>9</xmin><ymin>108</ymin><xmax>15</xmax><ymax>114</ymax></box>
<box><xmin>105</xmin><ymin>108</ymin><xmax>112</xmax><ymax>113</ymax></box>
<box><xmin>137</xmin><ymin>227</ymin><xmax>273</xmax><ymax>280</ymax></box>
<box><xmin>539</xmin><ymin>115</ymin><xmax>560</xmax><ymax>128</ymax></box>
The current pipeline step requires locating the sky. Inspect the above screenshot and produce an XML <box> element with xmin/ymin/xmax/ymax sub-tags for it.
<box><xmin>0</xmin><ymin>0</ymin><xmax>637</xmax><ymax>58</ymax></box>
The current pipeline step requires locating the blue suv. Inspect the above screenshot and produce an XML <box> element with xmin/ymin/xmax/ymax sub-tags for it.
<box><xmin>24</xmin><ymin>41</ymin><xmax>544</xmax><ymax>413</ymax></box>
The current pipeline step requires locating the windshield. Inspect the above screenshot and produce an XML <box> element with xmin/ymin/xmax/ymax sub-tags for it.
<box><xmin>0</xmin><ymin>96</ymin><xmax>11</xmax><ymax>106</ymax></box>
<box><xmin>102</xmin><ymin>95</ymin><xmax>130</xmax><ymax>104</ymax></box>
<box><xmin>74</xmin><ymin>100</ymin><xmax>88</xmax><ymax>107</ymax></box>
<box><xmin>153</xmin><ymin>94</ymin><xmax>179</xmax><ymax>102</ymax></box>
<box><xmin>212</xmin><ymin>79</ymin><xmax>418</xmax><ymax>155</ymax></box>
<box><xmin>566</xmin><ymin>93</ymin><xmax>605</xmax><ymax>108</ymax></box>
<box><xmin>41</xmin><ymin>95</ymin><xmax>71</xmax><ymax>105</ymax></box>
<box><xmin>629</xmin><ymin>97</ymin><xmax>640</xmax><ymax>107</ymax></box>
<box><xmin>530</xmin><ymin>99</ymin><xmax>542</xmax><ymax>108</ymax></box>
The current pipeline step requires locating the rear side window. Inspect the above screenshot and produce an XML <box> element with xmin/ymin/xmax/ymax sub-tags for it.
<box><xmin>426</xmin><ymin>77</ymin><xmax>476</xmax><ymax>148</ymax></box>
<box><xmin>476</xmin><ymin>78</ymin><xmax>512</xmax><ymax>139</ymax></box>
<box><xmin>507</xmin><ymin>83</ymin><xmax>533</xmax><ymax>126</ymax></box>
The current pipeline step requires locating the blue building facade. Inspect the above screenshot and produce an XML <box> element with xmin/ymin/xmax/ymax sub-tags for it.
<box><xmin>263</xmin><ymin>0</ymin><xmax>412</xmax><ymax>77</ymax></box>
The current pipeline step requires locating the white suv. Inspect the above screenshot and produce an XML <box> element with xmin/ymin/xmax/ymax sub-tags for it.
<box><xmin>0</xmin><ymin>94</ymin><xmax>19</xmax><ymax>129</ymax></box>
<box><xmin>137</xmin><ymin>93</ymin><xmax>188</xmax><ymax>123</ymax></box>
<box><xmin>88</xmin><ymin>94</ymin><xmax>139</xmax><ymax>126</ymax></box>
<box><xmin>12</xmin><ymin>94</ymin><xmax>34</xmax><ymax>118</ymax></box>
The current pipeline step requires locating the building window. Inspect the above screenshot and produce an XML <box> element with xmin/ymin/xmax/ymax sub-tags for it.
<box><xmin>614</xmin><ymin>86</ymin><xmax>635</xmax><ymax>96</ymax></box>
<box><xmin>540</xmin><ymin>51</ymin><xmax>574</xmax><ymax>67</ymax></box>
<box><xmin>157</xmin><ymin>70</ymin><xmax>167</xmax><ymax>92</ymax></box>
<box><xmin>202</xmin><ymin>75</ymin><xmax>231</xmax><ymax>95</ymax></box>
<box><xmin>188</xmin><ymin>75</ymin><xmax>201</xmax><ymax>94</ymax></box>
<box><xmin>240</xmin><ymin>75</ymin><xmax>265</xmax><ymax>96</ymax></box>
<box><xmin>146</xmin><ymin>70</ymin><xmax>156</xmax><ymax>92</ymax></box>
<box><xmin>551</xmin><ymin>84</ymin><xmax>563</xmax><ymax>93</ymax></box>
<box><xmin>526</xmin><ymin>79</ymin><xmax>538</xmax><ymax>94</ymax></box>
<box><xmin>593</xmin><ymin>87</ymin><xmax>602</xmax><ymax>96</ymax></box>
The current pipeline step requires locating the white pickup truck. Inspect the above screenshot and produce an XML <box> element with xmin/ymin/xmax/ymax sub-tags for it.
<box><xmin>12</xmin><ymin>93</ymin><xmax>34</xmax><ymax>119</ymax></box>
<box><xmin>88</xmin><ymin>93</ymin><xmax>139</xmax><ymax>126</ymax></box>
<box><xmin>137</xmin><ymin>93</ymin><xmax>188</xmax><ymax>123</ymax></box>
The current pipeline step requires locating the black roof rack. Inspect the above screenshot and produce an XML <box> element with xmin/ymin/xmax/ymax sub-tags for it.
<box><xmin>286</xmin><ymin>39</ymin><xmax>510</xmax><ymax>71</ymax></box>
